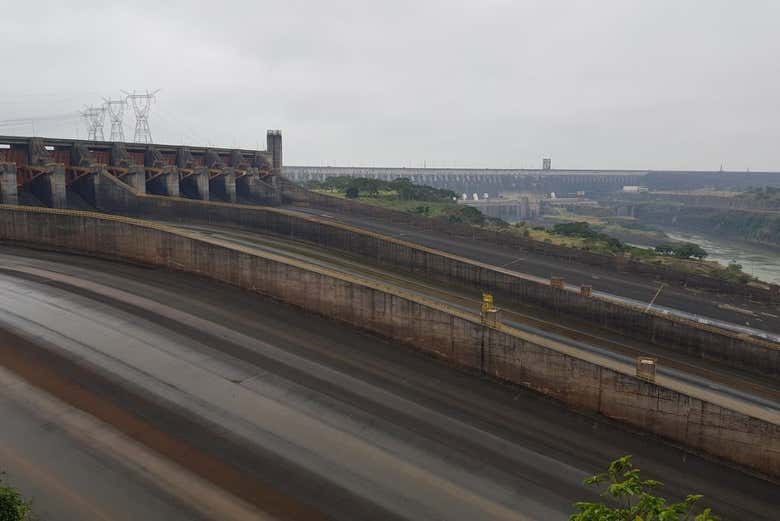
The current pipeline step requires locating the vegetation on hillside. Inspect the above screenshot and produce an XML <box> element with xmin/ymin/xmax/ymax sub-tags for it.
<box><xmin>552</xmin><ymin>222</ymin><xmax>627</xmax><ymax>253</ymax></box>
<box><xmin>570</xmin><ymin>455</ymin><xmax>718</xmax><ymax>521</ymax></box>
<box><xmin>509</xmin><ymin>221</ymin><xmax>751</xmax><ymax>282</ymax></box>
<box><xmin>541</xmin><ymin>209</ymin><xmax>672</xmax><ymax>247</ymax></box>
<box><xmin>551</xmin><ymin>222</ymin><xmax>708</xmax><ymax>260</ymax></box>
<box><xmin>304</xmin><ymin>178</ymin><xmax>754</xmax><ymax>284</ymax></box>
<box><xmin>304</xmin><ymin>176</ymin><xmax>491</xmax><ymax>225</ymax></box>
<box><xmin>306</xmin><ymin>176</ymin><xmax>457</xmax><ymax>202</ymax></box>
<box><xmin>0</xmin><ymin>475</ymin><xmax>32</xmax><ymax>521</ymax></box>
<box><xmin>739</xmin><ymin>186</ymin><xmax>780</xmax><ymax>205</ymax></box>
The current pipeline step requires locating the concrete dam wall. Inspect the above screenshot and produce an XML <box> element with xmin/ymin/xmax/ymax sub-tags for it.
<box><xmin>284</xmin><ymin>165</ymin><xmax>780</xmax><ymax>195</ymax></box>
<box><xmin>0</xmin><ymin>205</ymin><xmax>777</xmax><ymax>479</ymax></box>
<box><xmin>70</xmin><ymin>170</ymin><xmax>780</xmax><ymax>380</ymax></box>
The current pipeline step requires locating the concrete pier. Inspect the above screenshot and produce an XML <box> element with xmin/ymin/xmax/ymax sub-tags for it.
<box><xmin>28</xmin><ymin>165</ymin><xmax>66</xmax><ymax>208</ymax></box>
<box><xmin>180</xmin><ymin>167</ymin><xmax>209</xmax><ymax>200</ymax></box>
<box><xmin>146</xmin><ymin>168</ymin><xmax>180</xmax><ymax>197</ymax></box>
<box><xmin>122</xmin><ymin>166</ymin><xmax>147</xmax><ymax>195</ymax></box>
<box><xmin>0</xmin><ymin>163</ymin><xmax>18</xmax><ymax>205</ymax></box>
<box><xmin>237</xmin><ymin>171</ymin><xmax>280</xmax><ymax>204</ymax></box>
<box><xmin>209</xmin><ymin>169</ymin><xmax>237</xmax><ymax>202</ymax></box>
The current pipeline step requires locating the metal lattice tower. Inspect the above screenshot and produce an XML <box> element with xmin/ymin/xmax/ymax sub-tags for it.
<box><xmin>103</xmin><ymin>97</ymin><xmax>127</xmax><ymax>142</ymax></box>
<box><xmin>122</xmin><ymin>89</ymin><xmax>160</xmax><ymax>144</ymax></box>
<box><xmin>81</xmin><ymin>105</ymin><xmax>106</xmax><ymax>141</ymax></box>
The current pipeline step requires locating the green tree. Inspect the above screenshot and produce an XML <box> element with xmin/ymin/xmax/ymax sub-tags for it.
<box><xmin>442</xmin><ymin>206</ymin><xmax>485</xmax><ymax>225</ymax></box>
<box><xmin>552</xmin><ymin>222</ymin><xmax>627</xmax><ymax>253</ymax></box>
<box><xmin>654</xmin><ymin>242</ymin><xmax>707</xmax><ymax>260</ymax></box>
<box><xmin>654</xmin><ymin>243</ymin><xmax>677</xmax><ymax>256</ymax></box>
<box><xmin>570</xmin><ymin>456</ymin><xmax>718</xmax><ymax>521</ymax></box>
<box><xmin>553</xmin><ymin>222</ymin><xmax>599</xmax><ymax>239</ymax></box>
<box><xmin>673</xmin><ymin>242</ymin><xmax>708</xmax><ymax>260</ymax></box>
<box><xmin>0</xmin><ymin>475</ymin><xmax>32</xmax><ymax>521</ymax></box>
<box><xmin>344</xmin><ymin>186</ymin><xmax>359</xmax><ymax>199</ymax></box>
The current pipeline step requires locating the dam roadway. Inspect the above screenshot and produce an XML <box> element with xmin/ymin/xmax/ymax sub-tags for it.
<box><xmin>282</xmin><ymin>205</ymin><xmax>780</xmax><ymax>335</ymax></box>
<box><xmin>0</xmin><ymin>246</ymin><xmax>778</xmax><ymax>520</ymax></box>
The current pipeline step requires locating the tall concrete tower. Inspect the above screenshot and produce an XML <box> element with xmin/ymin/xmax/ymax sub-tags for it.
<box><xmin>267</xmin><ymin>130</ymin><xmax>282</xmax><ymax>174</ymax></box>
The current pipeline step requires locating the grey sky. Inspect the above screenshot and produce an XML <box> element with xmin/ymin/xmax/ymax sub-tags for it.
<box><xmin>1</xmin><ymin>1</ymin><xmax>778</xmax><ymax>170</ymax></box>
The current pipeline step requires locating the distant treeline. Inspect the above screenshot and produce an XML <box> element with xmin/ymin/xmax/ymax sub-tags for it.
<box><xmin>304</xmin><ymin>176</ymin><xmax>457</xmax><ymax>202</ymax></box>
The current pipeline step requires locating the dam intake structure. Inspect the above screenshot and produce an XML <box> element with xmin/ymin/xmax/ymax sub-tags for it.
<box><xmin>0</xmin><ymin>132</ymin><xmax>284</xmax><ymax>208</ymax></box>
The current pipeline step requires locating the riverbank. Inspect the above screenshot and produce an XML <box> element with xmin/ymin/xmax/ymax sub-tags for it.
<box><xmin>631</xmin><ymin>203</ymin><xmax>780</xmax><ymax>249</ymax></box>
<box><xmin>663</xmin><ymin>231</ymin><xmax>780</xmax><ymax>284</ymax></box>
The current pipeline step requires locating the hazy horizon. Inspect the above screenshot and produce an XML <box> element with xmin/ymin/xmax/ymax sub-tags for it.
<box><xmin>1</xmin><ymin>1</ymin><xmax>778</xmax><ymax>171</ymax></box>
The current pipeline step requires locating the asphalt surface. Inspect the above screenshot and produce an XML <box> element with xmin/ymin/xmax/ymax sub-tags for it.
<box><xmin>0</xmin><ymin>246</ymin><xmax>777</xmax><ymax>520</ymax></box>
<box><xmin>282</xmin><ymin>205</ymin><xmax>780</xmax><ymax>334</ymax></box>
<box><xmin>0</xmin><ymin>366</ymin><xmax>261</xmax><ymax>521</ymax></box>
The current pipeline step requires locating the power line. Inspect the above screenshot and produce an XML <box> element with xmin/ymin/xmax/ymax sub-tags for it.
<box><xmin>0</xmin><ymin>112</ymin><xmax>81</xmax><ymax>126</ymax></box>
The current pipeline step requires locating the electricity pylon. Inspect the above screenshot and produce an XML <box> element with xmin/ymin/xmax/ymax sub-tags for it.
<box><xmin>103</xmin><ymin>97</ymin><xmax>127</xmax><ymax>142</ymax></box>
<box><xmin>122</xmin><ymin>89</ymin><xmax>160</xmax><ymax>144</ymax></box>
<box><xmin>81</xmin><ymin>105</ymin><xmax>106</xmax><ymax>141</ymax></box>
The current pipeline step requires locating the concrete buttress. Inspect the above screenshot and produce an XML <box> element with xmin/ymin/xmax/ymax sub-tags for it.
<box><xmin>28</xmin><ymin>165</ymin><xmax>66</xmax><ymax>208</ymax></box>
<box><xmin>0</xmin><ymin>163</ymin><xmax>18</xmax><ymax>205</ymax></box>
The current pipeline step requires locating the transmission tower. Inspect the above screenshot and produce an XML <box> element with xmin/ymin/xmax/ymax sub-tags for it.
<box><xmin>122</xmin><ymin>89</ymin><xmax>160</xmax><ymax>144</ymax></box>
<box><xmin>103</xmin><ymin>97</ymin><xmax>127</xmax><ymax>142</ymax></box>
<box><xmin>81</xmin><ymin>105</ymin><xmax>106</xmax><ymax>141</ymax></box>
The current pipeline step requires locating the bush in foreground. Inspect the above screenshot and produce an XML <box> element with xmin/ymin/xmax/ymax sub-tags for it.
<box><xmin>570</xmin><ymin>455</ymin><xmax>718</xmax><ymax>521</ymax></box>
<box><xmin>0</xmin><ymin>475</ymin><xmax>32</xmax><ymax>521</ymax></box>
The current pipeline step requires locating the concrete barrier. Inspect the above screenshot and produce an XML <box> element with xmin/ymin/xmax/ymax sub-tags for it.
<box><xmin>82</xmin><ymin>171</ymin><xmax>780</xmax><ymax>379</ymax></box>
<box><xmin>0</xmin><ymin>204</ymin><xmax>778</xmax><ymax>479</ymax></box>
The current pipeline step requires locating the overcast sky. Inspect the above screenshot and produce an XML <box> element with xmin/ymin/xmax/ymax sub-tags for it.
<box><xmin>1</xmin><ymin>1</ymin><xmax>778</xmax><ymax>170</ymax></box>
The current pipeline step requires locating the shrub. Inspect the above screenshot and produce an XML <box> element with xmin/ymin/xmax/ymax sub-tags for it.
<box><xmin>553</xmin><ymin>222</ymin><xmax>627</xmax><ymax>253</ymax></box>
<box><xmin>0</xmin><ymin>477</ymin><xmax>32</xmax><ymax>521</ymax></box>
<box><xmin>570</xmin><ymin>455</ymin><xmax>718</xmax><ymax>521</ymax></box>
<box><xmin>655</xmin><ymin>242</ymin><xmax>708</xmax><ymax>260</ymax></box>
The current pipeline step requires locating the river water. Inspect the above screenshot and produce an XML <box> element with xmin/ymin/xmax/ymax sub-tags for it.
<box><xmin>664</xmin><ymin>231</ymin><xmax>780</xmax><ymax>284</ymax></box>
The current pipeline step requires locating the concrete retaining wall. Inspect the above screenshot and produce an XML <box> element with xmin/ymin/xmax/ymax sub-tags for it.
<box><xmin>281</xmin><ymin>182</ymin><xmax>780</xmax><ymax>303</ymax></box>
<box><xmin>84</xmin><ymin>171</ymin><xmax>780</xmax><ymax>379</ymax></box>
<box><xmin>0</xmin><ymin>205</ymin><xmax>777</xmax><ymax>479</ymax></box>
